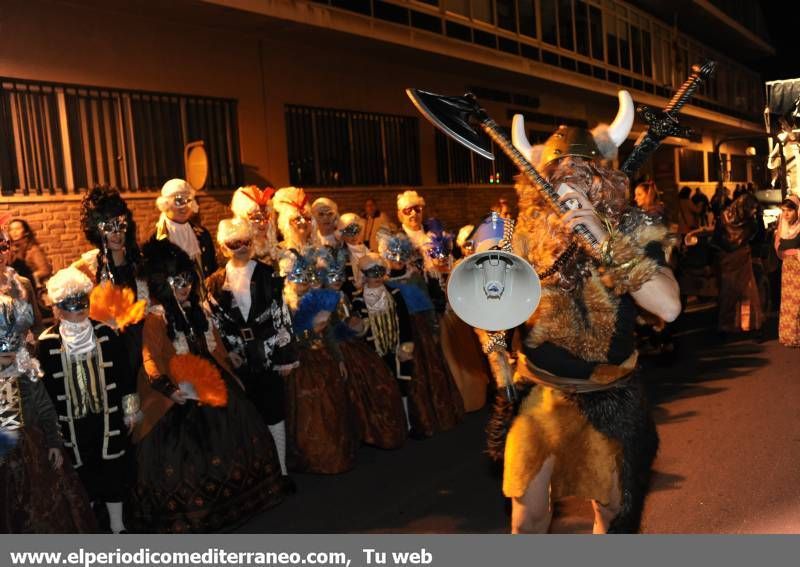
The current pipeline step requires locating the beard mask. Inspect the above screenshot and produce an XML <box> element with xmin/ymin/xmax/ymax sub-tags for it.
<box><xmin>514</xmin><ymin>157</ymin><xmax>629</xmax><ymax>288</ymax></box>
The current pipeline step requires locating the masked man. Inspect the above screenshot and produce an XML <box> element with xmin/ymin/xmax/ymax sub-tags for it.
<box><xmin>38</xmin><ymin>267</ymin><xmax>139</xmax><ymax>533</ymax></box>
<box><xmin>485</xmin><ymin>91</ymin><xmax>680</xmax><ymax>533</ymax></box>
<box><xmin>151</xmin><ymin>178</ymin><xmax>218</xmax><ymax>290</ymax></box>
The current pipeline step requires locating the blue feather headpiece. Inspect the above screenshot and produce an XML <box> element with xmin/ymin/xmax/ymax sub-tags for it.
<box><xmin>380</xmin><ymin>231</ymin><xmax>415</xmax><ymax>264</ymax></box>
<box><xmin>283</xmin><ymin>249</ymin><xmax>318</xmax><ymax>285</ymax></box>
<box><xmin>316</xmin><ymin>246</ymin><xmax>348</xmax><ymax>287</ymax></box>
<box><xmin>423</xmin><ymin>218</ymin><xmax>453</xmax><ymax>260</ymax></box>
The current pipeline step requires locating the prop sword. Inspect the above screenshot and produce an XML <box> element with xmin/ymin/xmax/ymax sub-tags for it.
<box><xmin>621</xmin><ymin>60</ymin><xmax>717</xmax><ymax>178</ymax></box>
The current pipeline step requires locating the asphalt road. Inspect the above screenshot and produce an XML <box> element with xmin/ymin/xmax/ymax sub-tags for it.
<box><xmin>240</xmin><ymin>310</ymin><xmax>800</xmax><ymax>534</ymax></box>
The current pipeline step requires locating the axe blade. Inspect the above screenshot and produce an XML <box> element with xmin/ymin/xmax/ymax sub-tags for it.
<box><xmin>405</xmin><ymin>88</ymin><xmax>495</xmax><ymax>161</ymax></box>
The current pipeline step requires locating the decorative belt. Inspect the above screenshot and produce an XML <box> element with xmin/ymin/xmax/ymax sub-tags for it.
<box><xmin>240</xmin><ymin>327</ymin><xmax>255</xmax><ymax>342</ymax></box>
<box><xmin>515</xmin><ymin>351</ymin><xmax>639</xmax><ymax>394</ymax></box>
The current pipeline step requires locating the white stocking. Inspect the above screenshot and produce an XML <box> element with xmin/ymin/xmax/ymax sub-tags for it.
<box><xmin>268</xmin><ymin>421</ymin><xmax>288</xmax><ymax>475</ymax></box>
<box><xmin>106</xmin><ymin>501</ymin><xmax>126</xmax><ymax>534</ymax></box>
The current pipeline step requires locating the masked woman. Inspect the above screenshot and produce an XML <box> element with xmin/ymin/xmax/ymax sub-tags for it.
<box><xmin>206</xmin><ymin>218</ymin><xmax>298</xmax><ymax>488</ymax></box>
<box><xmin>230</xmin><ymin>186</ymin><xmax>279</xmax><ymax>266</ymax></box>
<box><xmin>317</xmin><ymin>248</ymin><xmax>406</xmax><ymax>450</ymax></box>
<box><xmin>281</xmin><ymin>250</ymin><xmax>357</xmax><ymax>474</ymax></box>
<box><xmin>273</xmin><ymin>186</ymin><xmax>316</xmax><ymax>262</ymax></box>
<box><xmin>378</xmin><ymin>232</ymin><xmax>464</xmax><ymax>437</ymax></box>
<box><xmin>131</xmin><ymin>240</ymin><xmax>283</xmax><ymax>532</ymax></box>
<box><xmin>0</xmin><ymin>293</ymin><xmax>96</xmax><ymax>533</ymax></box>
<box><xmin>73</xmin><ymin>186</ymin><xmax>147</xmax><ymax>380</ymax></box>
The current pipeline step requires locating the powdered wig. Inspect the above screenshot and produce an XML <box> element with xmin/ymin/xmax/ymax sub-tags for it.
<box><xmin>217</xmin><ymin>218</ymin><xmax>254</xmax><ymax>258</ymax></box>
<box><xmin>156</xmin><ymin>178</ymin><xmax>199</xmax><ymax>214</ymax></box>
<box><xmin>311</xmin><ymin>197</ymin><xmax>339</xmax><ymax>221</ymax></box>
<box><xmin>47</xmin><ymin>267</ymin><xmax>93</xmax><ymax>305</ymax></box>
<box><xmin>397</xmin><ymin>190</ymin><xmax>425</xmax><ymax>211</ymax></box>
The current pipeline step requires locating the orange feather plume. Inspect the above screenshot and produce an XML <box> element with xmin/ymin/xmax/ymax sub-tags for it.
<box><xmin>89</xmin><ymin>281</ymin><xmax>146</xmax><ymax>331</ymax></box>
<box><xmin>168</xmin><ymin>353</ymin><xmax>228</xmax><ymax>407</ymax></box>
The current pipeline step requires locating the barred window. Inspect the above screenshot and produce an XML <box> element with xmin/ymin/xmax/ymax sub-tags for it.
<box><xmin>0</xmin><ymin>77</ymin><xmax>241</xmax><ymax>195</ymax></box>
<box><xmin>285</xmin><ymin>105</ymin><xmax>421</xmax><ymax>187</ymax></box>
<box><xmin>678</xmin><ymin>148</ymin><xmax>704</xmax><ymax>182</ymax></box>
<box><xmin>435</xmin><ymin>129</ymin><xmax>516</xmax><ymax>185</ymax></box>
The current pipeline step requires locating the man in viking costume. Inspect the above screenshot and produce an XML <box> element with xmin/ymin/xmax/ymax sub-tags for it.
<box><xmin>487</xmin><ymin>91</ymin><xmax>681</xmax><ymax>533</ymax></box>
<box><xmin>38</xmin><ymin>267</ymin><xmax>140</xmax><ymax>533</ymax></box>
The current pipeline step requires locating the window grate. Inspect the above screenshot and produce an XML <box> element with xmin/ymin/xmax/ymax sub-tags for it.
<box><xmin>0</xmin><ymin>77</ymin><xmax>241</xmax><ymax>194</ymax></box>
<box><xmin>285</xmin><ymin>105</ymin><xmax>421</xmax><ymax>187</ymax></box>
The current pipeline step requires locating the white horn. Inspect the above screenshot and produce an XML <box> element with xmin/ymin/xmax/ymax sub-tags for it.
<box><xmin>512</xmin><ymin>114</ymin><xmax>533</xmax><ymax>163</ymax></box>
<box><xmin>607</xmin><ymin>90</ymin><xmax>635</xmax><ymax>147</ymax></box>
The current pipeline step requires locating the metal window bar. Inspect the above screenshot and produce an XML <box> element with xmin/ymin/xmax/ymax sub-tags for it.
<box><xmin>2</xmin><ymin>83</ymin><xmax>66</xmax><ymax>195</ymax></box>
<box><xmin>285</xmin><ymin>105</ymin><xmax>421</xmax><ymax>187</ymax></box>
<box><xmin>0</xmin><ymin>77</ymin><xmax>241</xmax><ymax>194</ymax></box>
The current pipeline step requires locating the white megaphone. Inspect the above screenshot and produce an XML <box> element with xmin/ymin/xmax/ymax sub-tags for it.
<box><xmin>448</xmin><ymin>214</ymin><xmax>541</xmax><ymax>331</ymax></box>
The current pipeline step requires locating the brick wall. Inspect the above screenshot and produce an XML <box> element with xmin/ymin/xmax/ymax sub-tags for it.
<box><xmin>1</xmin><ymin>186</ymin><xmax>517</xmax><ymax>271</ymax></box>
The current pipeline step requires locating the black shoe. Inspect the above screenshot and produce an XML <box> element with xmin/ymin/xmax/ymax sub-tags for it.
<box><xmin>280</xmin><ymin>476</ymin><xmax>297</xmax><ymax>495</ymax></box>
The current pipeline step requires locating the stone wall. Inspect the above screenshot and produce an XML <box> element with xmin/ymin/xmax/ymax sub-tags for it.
<box><xmin>1</xmin><ymin>186</ymin><xmax>517</xmax><ymax>272</ymax></box>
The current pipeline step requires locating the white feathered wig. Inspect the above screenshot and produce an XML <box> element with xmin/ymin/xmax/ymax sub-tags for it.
<box><xmin>273</xmin><ymin>186</ymin><xmax>314</xmax><ymax>243</ymax></box>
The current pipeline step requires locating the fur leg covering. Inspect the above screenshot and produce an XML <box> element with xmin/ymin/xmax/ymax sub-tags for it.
<box><xmin>571</xmin><ymin>379</ymin><xmax>659</xmax><ymax>533</ymax></box>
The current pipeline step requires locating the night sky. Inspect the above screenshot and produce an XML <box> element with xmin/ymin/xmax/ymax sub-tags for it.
<box><xmin>756</xmin><ymin>1</ymin><xmax>800</xmax><ymax>80</ymax></box>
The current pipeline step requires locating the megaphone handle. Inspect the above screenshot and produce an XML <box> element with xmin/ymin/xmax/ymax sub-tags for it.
<box><xmin>504</xmin><ymin>383</ymin><xmax>517</xmax><ymax>403</ymax></box>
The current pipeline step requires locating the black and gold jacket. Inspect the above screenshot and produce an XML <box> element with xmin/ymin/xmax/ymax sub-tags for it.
<box><xmin>37</xmin><ymin>321</ymin><xmax>137</xmax><ymax>466</ymax></box>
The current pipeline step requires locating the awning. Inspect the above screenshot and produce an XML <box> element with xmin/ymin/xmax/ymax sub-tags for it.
<box><xmin>765</xmin><ymin>79</ymin><xmax>800</xmax><ymax>115</ymax></box>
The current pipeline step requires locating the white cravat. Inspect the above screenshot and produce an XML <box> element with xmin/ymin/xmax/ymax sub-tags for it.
<box><xmin>59</xmin><ymin>319</ymin><xmax>97</xmax><ymax>357</ymax></box>
<box><xmin>225</xmin><ymin>260</ymin><xmax>257</xmax><ymax>321</ymax></box>
<box><xmin>363</xmin><ymin>285</ymin><xmax>390</xmax><ymax>312</ymax></box>
<box><xmin>160</xmin><ymin>214</ymin><xmax>202</xmax><ymax>259</ymax></box>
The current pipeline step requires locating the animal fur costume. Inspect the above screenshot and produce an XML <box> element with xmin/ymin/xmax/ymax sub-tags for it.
<box><xmin>485</xmin><ymin>154</ymin><xmax>667</xmax><ymax>534</ymax></box>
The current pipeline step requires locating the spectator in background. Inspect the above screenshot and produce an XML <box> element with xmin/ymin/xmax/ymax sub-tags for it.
<box><xmin>711</xmin><ymin>183</ymin><xmax>731</xmax><ymax>220</ymax></box>
<box><xmin>677</xmin><ymin>186</ymin><xmax>702</xmax><ymax>234</ymax></box>
<box><xmin>362</xmin><ymin>198</ymin><xmax>393</xmax><ymax>252</ymax></box>
<box><xmin>713</xmin><ymin>190</ymin><xmax>764</xmax><ymax>339</ymax></box>
<box><xmin>7</xmin><ymin>219</ymin><xmax>52</xmax><ymax>291</ymax></box>
<box><xmin>691</xmin><ymin>188</ymin><xmax>711</xmax><ymax>227</ymax></box>
<box><xmin>774</xmin><ymin>196</ymin><xmax>800</xmax><ymax>347</ymax></box>
<box><xmin>634</xmin><ymin>181</ymin><xmax>665</xmax><ymax>218</ymax></box>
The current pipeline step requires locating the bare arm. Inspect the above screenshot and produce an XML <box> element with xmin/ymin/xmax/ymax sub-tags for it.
<box><xmin>560</xmin><ymin>188</ymin><xmax>681</xmax><ymax>322</ymax></box>
<box><xmin>630</xmin><ymin>266</ymin><xmax>681</xmax><ymax>322</ymax></box>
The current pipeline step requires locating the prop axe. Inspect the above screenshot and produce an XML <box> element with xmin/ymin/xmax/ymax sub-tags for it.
<box><xmin>405</xmin><ymin>89</ymin><xmax>602</xmax><ymax>255</ymax></box>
